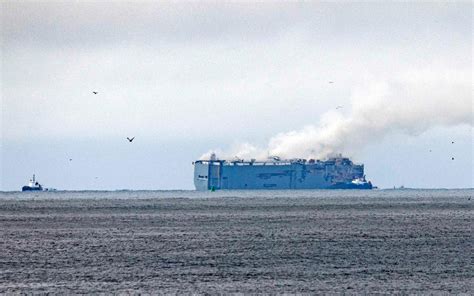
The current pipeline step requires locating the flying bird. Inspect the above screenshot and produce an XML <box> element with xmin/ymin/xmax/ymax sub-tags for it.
<box><xmin>336</xmin><ymin>105</ymin><xmax>343</xmax><ymax>109</ymax></box>
<box><xmin>127</xmin><ymin>137</ymin><xmax>135</xmax><ymax>142</ymax></box>
<box><xmin>451</xmin><ymin>141</ymin><xmax>454</xmax><ymax>144</ymax></box>
<box><xmin>69</xmin><ymin>158</ymin><xmax>72</xmax><ymax>161</ymax></box>
<box><xmin>328</xmin><ymin>81</ymin><xmax>334</xmax><ymax>84</ymax></box>
<box><xmin>451</xmin><ymin>157</ymin><xmax>455</xmax><ymax>160</ymax></box>
<box><xmin>92</xmin><ymin>91</ymin><xmax>98</xmax><ymax>94</ymax></box>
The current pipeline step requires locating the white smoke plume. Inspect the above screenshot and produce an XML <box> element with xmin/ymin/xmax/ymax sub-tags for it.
<box><xmin>202</xmin><ymin>68</ymin><xmax>472</xmax><ymax>161</ymax></box>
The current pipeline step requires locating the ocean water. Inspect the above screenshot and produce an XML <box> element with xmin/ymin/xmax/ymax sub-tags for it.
<box><xmin>0</xmin><ymin>189</ymin><xmax>472</xmax><ymax>294</ymax></box>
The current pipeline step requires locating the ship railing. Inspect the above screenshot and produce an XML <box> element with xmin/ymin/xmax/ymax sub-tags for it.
<box><xmin>223</xmin><ymin>161</ymin><xmax>293</xmax><ymax>166</ymax></box>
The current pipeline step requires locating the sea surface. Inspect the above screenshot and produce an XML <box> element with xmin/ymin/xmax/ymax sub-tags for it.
<box><xmin>0</xmin><ymin>189</ymin><xmax>472</xmax><ymax>294</ymax></box>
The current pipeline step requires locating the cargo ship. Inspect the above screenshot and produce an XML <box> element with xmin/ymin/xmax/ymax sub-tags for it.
<box><xmin>193</xmin><ymin>154</ymin><xmax>373</xmax><ymax>190</ymax></box>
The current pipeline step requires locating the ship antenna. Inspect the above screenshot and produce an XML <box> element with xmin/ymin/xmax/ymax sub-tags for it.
<box><xmin>33</xmin><ymin>174</ymin><xmax>35</xmax><ymax>182</ymax></box>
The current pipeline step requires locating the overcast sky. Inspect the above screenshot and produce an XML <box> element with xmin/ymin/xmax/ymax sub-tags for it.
<box><xmin>1</xmin><ymin>1</ymin><xmax>472</xmax><ymax>190</ymax></box>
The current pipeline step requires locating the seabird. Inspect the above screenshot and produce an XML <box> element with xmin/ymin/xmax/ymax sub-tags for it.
<box><xmin>127</xmin><ymin>137</ymin><xmax>135</xmax><ymax>142</ymax></box>
<box><xmin>329</xmin><ymin>81</ymin><xmax>334</xmax><ymax>84</ymax></box>
<box><xmin>451</xmin><ymin>157</ymin><xmax>455</xmax><ymax>160</ymax></box>
<box><xmin>451</xmin><ymin>141</ymin><xmax>454</xmax><ymax>144</ymax></box>
<box><xmin>92</xmin><ymin>91</ymin><xmax>98</xmax><ymax>94</ymax></box>
<box><xmin>336</xmin><ymin>105</ymin><xmax>343</xmax><ymax>109</ymax></box>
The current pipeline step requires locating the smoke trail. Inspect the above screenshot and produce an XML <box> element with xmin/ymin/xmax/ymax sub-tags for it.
<box><xmin>202</xmin><ymin>69</ymin><xmax>472</xmax><ymax>160</ymax></box>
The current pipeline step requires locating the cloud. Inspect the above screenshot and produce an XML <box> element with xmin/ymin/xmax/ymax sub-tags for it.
<box><xmin>2</xmin><ymin>2</ymin><xmax>471</xmax><ymax>144</ymax></box>
<box><xmin>2</xmin><ymin>2</ymin><xmax>470</xmax><ymax>48</ymax></box>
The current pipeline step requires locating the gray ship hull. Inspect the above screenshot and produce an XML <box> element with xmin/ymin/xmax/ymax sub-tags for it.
<box><xmin>194</xmin><ymin>157</ymin><xmax>372</xmax><ymax>190</ymax></box>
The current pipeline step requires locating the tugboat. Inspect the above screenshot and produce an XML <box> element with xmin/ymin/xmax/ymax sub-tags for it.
<box><xmin>349</xmin><ymin>177</ymin><xmax>373</xmax><ymax>189</ymax></box>
<box><xmin>22</xmin><ymin>174</ymin><xmax>43</xmax><ymax>191</ymax></box>
<box><xmin>329</xmin><ymin>176</ymin><xmax>373</xmax><ymax>189</ymax></box>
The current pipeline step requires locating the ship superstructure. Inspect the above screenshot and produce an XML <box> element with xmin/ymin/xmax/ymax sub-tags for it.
<box><xmin>22</xmin><ymin>174</ymin><xmax>43</xmax><ymax>191</ymax></box>
<box><xmin>193</xmin><ymin>154</ymin><xmax>372</xmax><ymax>190</ymax></box>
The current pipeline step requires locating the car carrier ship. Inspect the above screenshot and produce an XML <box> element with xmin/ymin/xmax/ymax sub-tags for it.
<box><xmin>193</xmin><ymin>153</ymin><xmax>373</xmax><ymax>190</ymax></box>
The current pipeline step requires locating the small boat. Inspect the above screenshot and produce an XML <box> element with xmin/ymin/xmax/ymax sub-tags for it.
<box><xmin>22</xmin><ymin>174</ymin><xmax>43</xmax><ymax>191</ymax></box>
<box><xmin>329</xmin><ymin>177</ymin><xmax>373</xmax><ymax>189</ymax></box>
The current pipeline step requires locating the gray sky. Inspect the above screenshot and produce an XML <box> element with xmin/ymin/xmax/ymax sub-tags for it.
<box><xmin>1</xmin><ymin>1</ymin><xmax>472</xmax><ymax>190</ymax></box>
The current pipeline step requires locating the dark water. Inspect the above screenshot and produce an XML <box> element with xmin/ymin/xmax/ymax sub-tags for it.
<box><xmin>0</xmin><ymin>189</ymin><xmax>472</xmax><ymax>294</ymax></box>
